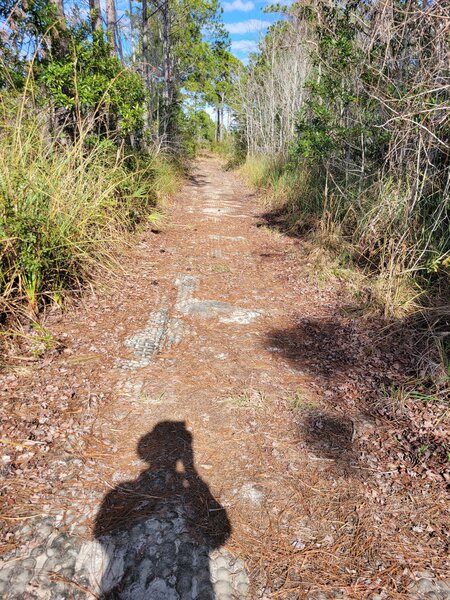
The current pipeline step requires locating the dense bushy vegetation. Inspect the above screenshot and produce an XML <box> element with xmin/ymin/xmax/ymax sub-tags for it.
<box><xmin>0</xmin><ymin>0</ymin><xmax>234</xmax><ymax>319</ymax></box>
<box><xmin>0</xmin><ymin>110</ymin><xmax>180</xmax><ymax>316</ymax></box>
<box><xmin>232</xmin><ymin>0</ymin><xmax>449</xmax><ymax>328</ymax></box>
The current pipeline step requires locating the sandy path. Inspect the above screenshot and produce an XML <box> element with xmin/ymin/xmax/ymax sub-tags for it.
<box><xmin>1</xmin><ymin>157</ymin><xmax>449</xmax><ymax>599</ymax></box>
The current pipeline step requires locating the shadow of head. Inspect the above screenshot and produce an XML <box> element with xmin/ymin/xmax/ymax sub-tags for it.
<box><xmin>95</xmin><ymin>421</ymin><xmax>231</xmax><ymax>547</ymax></box>
<box><xmin>137</xmin><ymin>420</ymin><xmax>194</xmax><ymax>471</ymax></box>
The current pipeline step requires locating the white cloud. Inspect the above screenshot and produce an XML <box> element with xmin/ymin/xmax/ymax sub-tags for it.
<box><xmin>225</xmin><ymin>19</ymin><xmax>270</xmax><ymax>34</ymax></box>
<box><xmin>264</xmin><ymin>0</ymin><xmax>293</xmax><ymax>5</ymax></box>
<box><xmin>223</xmin><ymin>0</ymin><xmax>255</xmax><ymax>12</ymax></box>
<box><xmin>231</xmin><ymin>39</ymin><xmax>258</xmax><ymax>53</ymax></box>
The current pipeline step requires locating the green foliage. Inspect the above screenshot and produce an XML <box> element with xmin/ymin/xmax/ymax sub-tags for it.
<box><xmin>234</xmin><ymin>0</ymin><xmax>449</xmax><ymax>321</ymax></box>
<box><xmin>39</xmin><ymin>31</ymin><xmax>145</xmax><ymax>135</ymax></box>
<box><xmin>182</xmin><ymin>107</ymin><xmax>216</xmax><ymax>154</ymax></box>
<box><xmin>1</xmin><ymin>0</ymin><xmax>234</xmax><ymax>151</ymax></box>
<box><xmin>287</xmin><ymin>0</ymin><xmax>449</xmax><ymax>296</ymax></box>
<box><xmin>198</xmin><ymin>44</ymin><xmax>241</xmax><ymax>107</ymax></box>
<box><xmin>137</xmin><ymin>0</ymin><xmax>230</xmax><ymax>141</ymax></box>
<box><xmin>291</xmin><ymin>2</ymin><xmax>368</xmax><ymax>162</ymax></box>
<box><xmin>0</xmin><ymin>0</ymin><xmax>58</xmax><ymax>89</ymax></box>
<box><xmin>0</xmin><ymin>0</ymin><xmax>59</xmax><ymax>46</ymax></box>
<box><xmin>0</xmin><ymin>0</ymin><xmax>232</xmax><ymax>319</ymax></box>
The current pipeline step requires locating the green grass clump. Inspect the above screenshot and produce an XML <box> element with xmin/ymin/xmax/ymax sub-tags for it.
<box><xmin>0</xmin><ymin>108</ymin><xmax>180</xmax><ymax>317</ymax></box>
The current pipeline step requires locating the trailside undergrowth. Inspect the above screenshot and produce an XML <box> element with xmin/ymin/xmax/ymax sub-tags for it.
<box><xmin>0</xmin><ymin>106</ymin><xmax>180</xmax><ymax>320</ymax></box>
<box><xmin>232</xmin><ymin>0</ymin><xmax>449</xmax><ymax>382</ymax></box>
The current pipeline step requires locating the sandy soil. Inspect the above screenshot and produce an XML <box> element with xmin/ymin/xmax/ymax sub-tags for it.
<box><xmin>1</xmin><ymin>156</ymin><xmax>449</xmax><ymax>599</ymax></box>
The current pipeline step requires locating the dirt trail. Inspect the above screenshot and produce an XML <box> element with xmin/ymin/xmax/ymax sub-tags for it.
<box><xmin>1</xmin><ymin>157</ymin><xmax>449</xmax><ymax>599</ymax></box>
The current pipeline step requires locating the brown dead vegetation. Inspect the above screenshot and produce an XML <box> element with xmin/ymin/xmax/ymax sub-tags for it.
<box><xmin>0</xmin><ymin>157</ymin><xmax>448</xmax><ymax>598</ymax></box>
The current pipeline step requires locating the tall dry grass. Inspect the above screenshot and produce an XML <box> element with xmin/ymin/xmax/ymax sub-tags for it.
<box><xmin>238</xmin><ymin>155</ymin><xmax>449</xmax><ymax>322</ymax></box>
<box><xmin>0</xmin><ymin>101</ymin><xmax>180</xmax><ymax>319</ymax></box>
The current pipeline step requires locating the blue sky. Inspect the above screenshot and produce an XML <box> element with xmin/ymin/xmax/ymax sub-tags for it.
<box><xmin>221</xmin><ymin>0</ymin><xmax>278</xmax><ymax>64</ymax></box>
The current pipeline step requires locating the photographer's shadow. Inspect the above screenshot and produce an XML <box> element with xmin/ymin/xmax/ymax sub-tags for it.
<box><xmin>94</xmin><ymin>421</ymin><xmax>231</xmax><ymax>599</ymax></box>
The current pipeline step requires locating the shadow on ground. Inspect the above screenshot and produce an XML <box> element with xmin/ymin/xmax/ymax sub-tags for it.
<box><xmin>256</xmin><ymin>206</ymin><xmax>313</xmax><ymax>238</ymax></box>
<box><xmin>94</xmin><ymin>421</ymin><xmax>231</xmax><ymax>599</ymax></box>
<box><xmin>187</xmin><ymin>173</ymin><xmax>209</xmax><ymax>187</ymax></box>
<box><xmin>300</xmin><ymin>410</ymin><xmax>357</xmax><ymax>474</ymax></box>
<box><xmin>265</xmin><ymin>318</ymin><xmax>370</xmax><ymax>475</ymax></box>
<box><xmin>267</xmin><ymin>318</ymin><xmax>361</xmax><ymax>379</ymax></box>
<box><xmin>265</xmin><ymin>314</ymin><xmax>449</xmax><ymax>481</ymax></box>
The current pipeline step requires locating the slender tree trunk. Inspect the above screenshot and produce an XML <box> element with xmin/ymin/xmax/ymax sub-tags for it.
<box><xmin>215</xmin><ymin>104</ymin><xmax>220</xmax><ymax>142</ymax></box>
<box><xmin>162</xmin><ymin>4</ymin><xmax>171</xmax><ymax>104</ymax></box>
<box><xmin>220</xmin><ymin>93</ymin><xmax>224</xmax><ymax>142</ymax></box>
<box><xmin>106</xmin><ymin>0</ymin><xmax>118</xmax><ymax>54</ymax></box>
<box><xmin>89</xmin><ymin>0</ymin><xmax>102</xmax><ymax>32</ymax></box>
<box><xmin>117</xmin><ymin>27</ymin><xmax>123</xmax><ymax>60</ymax></box>
<box><xmin>49</xmin><ymin>0</ymin><xmax>68</xmax><ymax>57</ymax></box>
<box><xmin>141</xmin><ymin>0</ymin><xmax>152</xmax><ymax>129</ymax></box>
<box><xmin>50</xmin><ymin>0</ymin><xmax>66</xmax><ymax>25</ymax></box>
<box><xmin>142</xmin><ymin>0</ymin><xmax>149</xmax><ymax>85</ymax></box>
<box><xmin>215</xmin><ymin>92</ymin><xmax>224</xmax><ymax>142</ymax></box>
<box><xmin>161</xmin><ymin>1</ymin><xmax>173</xmax><ymax>140</ymax></box>
<box><xmin>129</xmin><ymin>0</ymin><xmax>134</xmax><ymax>35</ymax></box>
<box><xmin>129</xmin><ymin>0</ymin><xmax>135</xmax><ymax>60</ymax></box>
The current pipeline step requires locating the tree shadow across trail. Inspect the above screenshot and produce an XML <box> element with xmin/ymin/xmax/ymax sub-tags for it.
<box><xmin>266</xmin><ymin>318</ymin><xmax>373</xmax><ymax>475</ymax></box>
<box><xmin>187</xmin><ymin>173</ymin><xmax>209</xmax><ymax>187</ymax></box>
<box><xmin>267</xmin><ymin>317</ymin><xmax>360</xmax><ymax>379</ymax></box>
<box><xmin>256</xmin><ymin>206</ymin><xmax>312</xmax><ymax>238</ymax></box>
<box><xmin>265</xmin><ymin>315</ymin><xmax>449</xmax><ymax>479</ymax></box>
<box><xmin>300</xmin><ymin>410</ymin><xmax>357</xmax><ymax>475</ymax></box>
<box><xmin>94</xmin><ymin>421</ymin><xmax>231</xmax><ymax>599</ymax></box>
